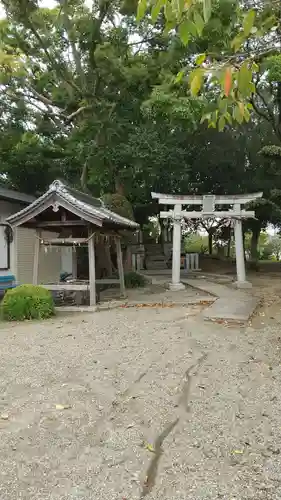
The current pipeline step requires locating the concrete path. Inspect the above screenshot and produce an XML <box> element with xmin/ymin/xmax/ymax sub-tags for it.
<box><xmin>183</xmin><ymin>278</ymin><xmax>259</xmax><ymax>323</ymax></box>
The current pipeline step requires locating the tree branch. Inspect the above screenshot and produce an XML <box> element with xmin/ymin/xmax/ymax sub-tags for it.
<box><xmin>59</xmin><ymin>0</ymin><xmax>86</xmax><ymax>90</ymax></box>
<box><xmin>2</xmin><ymin>0</ymin><xmax>82</xmax><ymax>97</ymax></box>
<box><xmin>65</xmin><ymin>105</ymin><xmax>92</xmax><ymax>122</ymax></box>
<box><xmin>250</xmin><ymin>95</ymin><xmax>273</xmax><ymax>124</ymax></box>
<box><xmin>27</xmin><ymin>86</ymin><xmax>57</xmax><ymax>108</ymax></box>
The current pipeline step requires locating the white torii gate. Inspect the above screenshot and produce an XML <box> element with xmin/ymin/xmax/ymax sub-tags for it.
<box><xmin>151</xmin><ymin>192</ymin><xmax>263</xmax><ymax>290</ymax></box>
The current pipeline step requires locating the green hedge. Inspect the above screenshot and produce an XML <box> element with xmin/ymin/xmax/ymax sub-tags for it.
<box><xmin>2</xmin><ymin>284</ymin><xmax>55</xmax><ymax>321</ymax></box>
<box><xmin>124</xmin><ymin>271</ymin><xmax>146</xmax><ymax>288</ymax></box>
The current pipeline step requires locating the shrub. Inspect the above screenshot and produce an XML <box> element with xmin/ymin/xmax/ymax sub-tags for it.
<box><xmin>124</xmin><ymin>271</ymin><xmax>146</xmax><ymax>288</ymax></box>
<box><xmin>2</xmin><ymin>284</ymin><xmax>55</xmax><ymax>321</ymax></box>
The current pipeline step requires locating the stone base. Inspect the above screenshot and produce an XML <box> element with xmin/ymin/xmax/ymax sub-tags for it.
<box><xmin>168</xmin><ymin>282</ymin><xmax>186</xmax><ymax>291</ymax></box>
<box><xmin>233</xmin><ymin>280</ymin><xmax>252</xmax><ymax>290</ymax></box>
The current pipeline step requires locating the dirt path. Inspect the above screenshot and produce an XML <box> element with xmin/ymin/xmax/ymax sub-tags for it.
<box><xmin>0</xmin><ymin>306</ymin><xmax>281</xmax><ymax>499</ymax></box>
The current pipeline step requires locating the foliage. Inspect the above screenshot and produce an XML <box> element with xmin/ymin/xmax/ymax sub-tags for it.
<box><xmin>244</xmin><ymin>230</ymin><xmax>269</xmax><ymax>259</ymax></box>
<box><xmin>184</xmin><ymin>233</ymin><xmax>208</xmax><ymax>254</ymax></box>
<box><xmin>263</xmin><ymin>235</ymin><xmax>281</xmax><ymax>260</ymax></box>
<box><xmin>2</xmin><ymin>284</ymin><xmax>55</xmax><ymax>321</ymax></box>
<box><xmin>0</xmin><ymin>0</ymin><xmax>281</xmax><ymax>252</ymax></box>
<box><xmin>138</xmin><ymin>0</ymin><xmax>281</xmax><ymax>130</ymax></box>
<box><xmin>124</xmin><ymin>271</ymin><xmax>146</xmax><ymax>288</ymax></box>
<box><xmin>102</xmin><ymin>193</ymin><xmax>135</xmax><ymax>220</ymax></box>
<box><xmin>143</xmin><ymin>219</ymin><xmax>161</xmax><ymax>241</ymax></box>
<box><xmin>0</xmin><ymin>0</ymin><xmax>202</xmax><ymax>201</ymax></box>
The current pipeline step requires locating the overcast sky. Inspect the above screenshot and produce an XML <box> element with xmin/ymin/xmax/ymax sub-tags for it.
<box><xmin>0</xmin><ymin>0</ymin><xmax>93</xmax><ymax>18</ymax></box>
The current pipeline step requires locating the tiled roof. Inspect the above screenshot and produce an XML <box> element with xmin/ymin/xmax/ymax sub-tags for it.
<box><xmin>6</xmin><ymin>180</ymin><xmax>139</xmax><ymax>229</ymax></box>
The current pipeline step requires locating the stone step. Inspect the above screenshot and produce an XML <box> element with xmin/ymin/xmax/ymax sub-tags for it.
<box><xmin>146</xmin><ymin>262</ymin><xmax>167</xmax><ymax>269</ymax></box>
<box><xmin>146</xmin><ymin>255</ymin><xmax>166</xmax><ymax>261</ymax></box>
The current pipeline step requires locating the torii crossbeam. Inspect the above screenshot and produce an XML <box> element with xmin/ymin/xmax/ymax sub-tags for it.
<box><xmin>151</xmin><ymin>192</ymin><xmax>263</xmax><ymax>290</ymax></box>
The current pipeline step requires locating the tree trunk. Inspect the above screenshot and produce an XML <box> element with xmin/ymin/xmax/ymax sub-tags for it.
<box><xmin>95</xmin><ymin>241</ymin><xmax>112</xmax><ymax>278</ymax></box>
<box><xmin>208</xmin><ymin>232</ymin><xmax>213</xmax><ymax>255</ymax></box>
<box><xmin>250</xmin><ymin>226</ymin><xmax>261</xmax><ymax>261</ymax></box>
<box><xmin>115</xmin><ymin>177</ymin><xmax>124</xmax><ymax>195</ymax></box>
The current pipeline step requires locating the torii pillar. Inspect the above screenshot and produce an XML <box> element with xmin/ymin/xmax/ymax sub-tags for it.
<box><xmin>233</xmin><ymin>203</ymin><xmax>248</xmax><ymax>288</ymax></box>
<box><xmin>170</xmin><ymin>203</ymin><xmax>185</xmax><ymax>291</ymax></box>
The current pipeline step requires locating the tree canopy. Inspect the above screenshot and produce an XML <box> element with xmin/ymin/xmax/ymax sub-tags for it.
<box><xmin>0</xmin><ymin>0</ymin><xmax>281</xmax><ymax>248</ymax></box>
<box><xmin>139</xmin><ymin>0</ymin><xmax>281</xmax><ymax>132</ymax></box>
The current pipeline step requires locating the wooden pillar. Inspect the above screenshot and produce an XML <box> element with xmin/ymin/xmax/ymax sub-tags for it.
<box><xmin>116</xmin><ymin>236</ymin><xmax>126</xmax><ymax>298</ymax></box>
<box><xmin>88</xmin><ymin>228</ymin><xmax>96</xmax><ymax>306</ymax></box>
<box><xmin>33</xmin><ymin>230</ymin><xmax>41</xmax><ymax>285</ymax></box>
<box><xmin>72</xmin><ymin>251</ymin><xmax>77</xmax><ymax>279</ymax></box>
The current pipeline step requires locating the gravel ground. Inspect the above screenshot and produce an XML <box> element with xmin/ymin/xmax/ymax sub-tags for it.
<box><xmin>0</xmin><ymin>305</ymin><xmax>281</xmax><ymax>500</ymax></box>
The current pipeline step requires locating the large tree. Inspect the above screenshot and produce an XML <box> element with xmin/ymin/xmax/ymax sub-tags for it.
<box><xmin>0</xmin><ymin>0</ymin><xmax>202</xmax><ymax>202</ymax></box>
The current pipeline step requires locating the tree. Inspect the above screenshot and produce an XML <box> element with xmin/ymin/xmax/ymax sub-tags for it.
<box><xmin>0</xmin><ymin>0</ymin><xmax>203</xmax><ymax>203</ymax></box>
<box><xmin>184</xmin><ymin>233</ymin><xmax>208</xmax><ymax>254</ymax></box>
<box><xmin>139</xmin><ymin>0</ymin><xmax>281</xmax><ymax>129</ymax></box>
<box><xmin>264</xmin><ymin>234</ymin><xmax>281</xmax><ymax>260</ymax></box>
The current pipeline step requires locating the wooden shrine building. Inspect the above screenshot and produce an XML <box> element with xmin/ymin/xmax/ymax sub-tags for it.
<box><xmin>6</xmin><ymin>180</ymin><xmax>139</xmax><ymax>305</ymax></box>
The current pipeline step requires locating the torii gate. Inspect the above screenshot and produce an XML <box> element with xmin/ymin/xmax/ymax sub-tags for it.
<box><xmin>151</xmin><ymin>192</ymin><xmax>263</xmax><ymax>290</ymax></box>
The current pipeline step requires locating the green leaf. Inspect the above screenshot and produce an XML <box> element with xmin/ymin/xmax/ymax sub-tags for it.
<box><xmin>174</xmin><ymin>0</ymin><xmax>185</xmax><ymax>19</ymax></box>
<box><xmin>225</xmin><ymin>112</ymin><xmax>232</xmax><ymax>125</ymax></box>
<box><xmin>196</xmin><ymin>53</ymin><xmax>206</xmax><ymax>65</ymax></box>
<box><xmin>238</xmin><ymin>63</ymin><xmax>252</xmax><ymax>97</ymax></box>
<box><xmin>189</xmin><ymin>69</ymin><xmax>203</xmax><ymax>95</ymax></box>
<box><xmin>179</xmin><ymin>19</ymin><xmax>197</xmax><ymax>43</ymax></box>
<box><xmin>211</xmin><ymin>110</ymin><xmax>218</xmax><ymax>123</ymax></box>
<box><xmin>244</xmin><ymin>107</ymin><xmax>251</xmax><ymax>122</ymax></box>
<box><xmin>238</xmin><ymin>101</ymin><xmax>245</xmax><ymax>117</ymax></box>
<box><xmin>193</xmin><ymin>11</ymin><xmax>205</xmax><ymax>36</ymax></box>
<box><xmin>151</xmin><ymin>0</ymin><xmax>165</xmax><ymax>23</ymax></box>
<box><xmin>218</xmin><ymin>115</ymin><xmax>226</xmax><ymax>131</ymax></box>
<box><xmin>163</xmin><ymin>20</ymin><xmax>177</xmax><ymax>34</ymax></box>
<box><xmin>243</xmin><ymin>10</ymin><xmax>255</xmax><ymax>37</ymax></box>
<box><xmin>233</xmin><ymin>105</ymin><xmax>243</xmax><ymax>124</ymax></box>
<box><xmin>203</xmin><ymin>0</ymin><xmax>212</xmax><ymax>23</ymax></box>
<box><xmin>231</xmin><ymin>35</ymin><xmax>244</xmax><ymax>52</ymax></box>
<box><xmin>200</xmin><ymin>113</ymin><xmax>211</xmax><ymax>124</ymax></box>
<box><xmin>174</xmin><ymin>70</ymin><xmax>184</xmax><ymax>83</ymax></box>
<box><xmin>179</xmin><ymin>19</ymin><xmax>190</xmax><ymax>45</ymax></box>
<box><xmin>137</xmin><ymin>0</ymin><xmax>147</xmax><ymax>21</ymax></box>
<box><xmin>164</xmin><ymin>2</ymin><xmax>176</xmax><ymax>22</ymax></box>
<box><xmin>218</xmin><ymin>98</ymin><xmax>227</xmax><ymax>114</ymax></box>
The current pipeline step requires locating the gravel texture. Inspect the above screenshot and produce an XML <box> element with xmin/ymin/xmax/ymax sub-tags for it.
<box><xmin>0</xmin><ymin>305</ymin><xmax>281</xmax><ymax>500</ymax></box>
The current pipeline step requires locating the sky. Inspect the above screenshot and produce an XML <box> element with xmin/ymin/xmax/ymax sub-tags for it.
<box><xmin>0</xmin><ymin>0</ymin><xmax>55</xmax><ymax>18</ymax></box>
<box><xmin>0</xmin><ymin>0</ymin><xmax>92</xmax><ymax>18</ymax></box>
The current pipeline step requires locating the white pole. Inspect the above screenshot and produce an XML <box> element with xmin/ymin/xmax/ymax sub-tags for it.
<box><xmin>233</xmin><ymin>204</ymin><xmax>251</xmax><ymax>288</ymax></box>
<box><xmin>169</xmin><ymin>204</ymin><xmax>185</xmax><ymax>291</ymax></box>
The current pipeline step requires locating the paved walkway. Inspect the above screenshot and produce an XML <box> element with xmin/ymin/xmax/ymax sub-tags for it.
<box><xmin>0</xmin><ymin>307</ymin><xmax>280</xmax><ymax>499</ymax></box>
<box><xmin>182</xmin><ymin>278</ymin><xmax>259</xmax><ymax>323</ymax></box>
<box><xmin>141</xmin><ymin>273</ymin><xmax>259</xmax><ymax>323</ymax></box>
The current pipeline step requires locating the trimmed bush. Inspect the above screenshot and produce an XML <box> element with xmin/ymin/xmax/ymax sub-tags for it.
<box><xmin>2</xmin><ymin>284</ymin><xmax>55</xmax><ymax>321</ymax></box>
<box><xmin>124</xmin><ymin>271</ymin><xmax>146</xmax><ymax>289</ymax></box>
